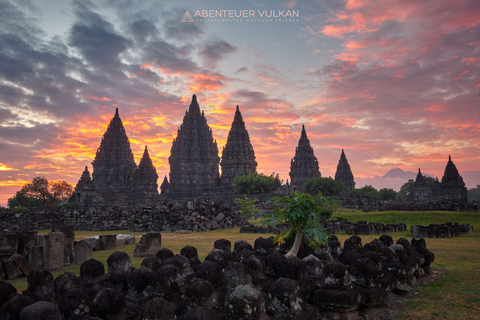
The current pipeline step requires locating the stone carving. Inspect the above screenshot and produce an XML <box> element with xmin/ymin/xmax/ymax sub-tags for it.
<box><xmin>70</xmin><ymin>166</ymin><xmax>102</xmax><ymax>205</ymax></box>
<box><xmin>164</xmin><ymin>95</ymin><xmax>220</xmax><ymax>198</ymax></box>
<box><xmin>289</xmin><ymin>125</ymin><xmax>321</xmax><ymax>191</ymax></box>
<box><xmin>220</xmin><ymin>106</ymin><xmax>257</xmax><ymax>186</ymax></box>
<box><xmin>91</xmin><ymin>108</ymin><xmax>137</xmax><ymax>203</ymax></box>
<box><xmin>334</xmin><ymin>149</ymin><xmax>355</xmax><ymax>196</ymax></box>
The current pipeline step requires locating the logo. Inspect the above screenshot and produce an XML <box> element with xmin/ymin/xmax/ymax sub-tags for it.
<box><xmin>181</xmin><ymin>10</ymin><xmax>194</xmax><ymax>23</ymax></box>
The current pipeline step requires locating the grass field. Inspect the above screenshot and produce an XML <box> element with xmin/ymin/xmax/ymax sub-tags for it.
<box><xmin>7</xmin><ymin>210</ymin><xmax>480</xmax><ymax>320</ymax></box>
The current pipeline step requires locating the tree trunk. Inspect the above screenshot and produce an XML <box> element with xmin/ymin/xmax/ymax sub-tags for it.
<box><xmin>285</xmin><ymin>230</ymin><xmax>302</xmax><ymax>259</ymax></box>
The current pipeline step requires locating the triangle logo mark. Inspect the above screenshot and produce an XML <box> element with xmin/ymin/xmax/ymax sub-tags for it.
<box><xmin>181</xmin><ymin>10</ymin><xmax>194</xmax><ymax>23</ymax></box>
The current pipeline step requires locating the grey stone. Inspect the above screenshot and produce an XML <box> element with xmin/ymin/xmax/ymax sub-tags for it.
<box><xmin>74</xmin><ymin>243</ymin><xmax>92</xmax><ymax>265</ymax></box>
<box><xmin>43</xmin><ymin>232</ymin><xmax>64</xmax><ymax>271</ymax></box>
<box><xmin>30</xmin><ymin>246</ymin><xmax>44</xmax><ymax>270</ymax></box>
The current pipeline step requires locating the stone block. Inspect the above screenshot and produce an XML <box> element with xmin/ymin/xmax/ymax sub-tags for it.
<box><xmin>59</xmin><ymin>226</ymin><xmax>75</xmax><ymax>266</ymax></box>
<box><xmin>30</xmin><ymin>246</ymin><xmax>44</xmax><ymax>270</ymax></box>
<box><xmin>3</xmin><ymin>258</ymin><xmax>18</xmax><ymax>280</ymax></box>
<box><xmin>11</xmin><ymin>253</ymin><xmax>33</xmax><ymax>277</ymax></box>
<box><xmin>0</xmin><ymin>245</ymin><xmax>16</xmax><ymax>260</ymax></box>
<box><xmin>99</xmin><ymin>235</ymin><xmax>116</xmax><ymax>250</ymax></box>
<box><xmin>73</xmin><ymin>244</ymin><xmax>92</xmax><ymax>265</ymax></box>
<box><xmin>43</xmin><ymin>232</ymin><xmax>65</xmax><ymax>271</ymax></box>
<box><xmin>133</xmin><ymin>232</ymin><xmax>161</xmax><ymax>257</ymax></box>
<box><xmin>2</xmin><ymin>233</ymin><xmax>19</xmax><ymax>252</ymax></box>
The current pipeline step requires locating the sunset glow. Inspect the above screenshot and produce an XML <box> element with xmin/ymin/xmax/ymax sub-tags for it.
<box><xmin>0</xmin><ymin>0</ymin><xmax>479</xmax><ymax>206</ymax></box>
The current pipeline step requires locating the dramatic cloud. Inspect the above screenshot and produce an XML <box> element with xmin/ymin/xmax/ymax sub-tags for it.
<box><xmin>0</xmin><ymin>0</ymin><xmax>478</xmax><ymax>205</ymax></box>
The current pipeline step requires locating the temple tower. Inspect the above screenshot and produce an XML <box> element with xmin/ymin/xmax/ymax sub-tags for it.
<box><xmin>131</xmin><ymin>146</ymin><xmax>159</xmax><ymax>202</ymax></box>
<box><xmin>289</xmin><ymin>125</ymin><xmax>321</xmax><ymax>191</ymax></box>
<box><xmin>168</xmin><ymin>95</ymin><xmax>220</xmax><ymax>197</ymax></box>
<box><xmin>70</xmin><ymin>166</ymin><xmax>102</xmax><ymax>205</ymax></box>
<box><xmin>441</xmin><ymin>156</ymin><xmax>468</xmax><ymax>203</ymax></box>
<box><xmin>334</xmin><ymin>149</ymin><xmax>356</xmax><ymax>196</ymax></box>
<box><xmin>91</xmin><ymin>108</ymin><xmax>137</xmax><ymax>202</ymax></box>
<box><xmin>413</xmin><ymin>168</ymin><xmax>432</xmax><ymax>203</ymax></box>
<box><xmin>220</xmin><ymin>106</ymin><xmax>257</xmax><ymax>186</ymax></box>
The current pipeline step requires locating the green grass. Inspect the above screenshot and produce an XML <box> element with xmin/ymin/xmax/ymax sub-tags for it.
<box><xmin>7</xmin><ymin>210</ymin><xmax>480</xmax><ymax>319</ymax></box>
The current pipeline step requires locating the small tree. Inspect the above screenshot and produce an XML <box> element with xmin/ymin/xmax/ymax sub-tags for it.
<box><xmin>234</xmin><ymin>195</ymin><xmax>259</xmax><ymax>226</ymax></box>
<box><xmin>378</xmin><ymin>188</ymin><xmax>397</xmax><ymax>201</ymax></box>
<box><xmin>8</xmin><ymin>176</ymin><xmax>73</xmax><ymax>209</ymax></box>
<box><xmin>349</xmin><ymin>185</ymin><xmax>380</xmax><ymax>200</ymax></box>
<box><xmin>262</xmin><ymin>192</ymin><xmax>339</xmax><ymax>259</ymax></box>
<box><xmin>304</xmin><ymin>177</ymin><xmax>345</xmax><ymax>196</ymax></box>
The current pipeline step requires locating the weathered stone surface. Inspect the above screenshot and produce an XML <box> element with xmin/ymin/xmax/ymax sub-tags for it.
<box><xmin>131</xmin><ymin>146</ymin><xmax>159</xmax><ymax>202</ymax></box>
<box><xmin>107</xmin><ymin>270</ymin><xmax>129</xmax><ymax>295</ymax></box>
<box><xmin>0</xmin><ymin>294</ymin><xmax>35</xmax><ymax>320</ymax></box>
<box><xmin>178</xmin><ymin>305</ymin><xmax>220</xmax><ymax>320</ymax></box>
<box><xmin>312</xmin><ymin>289</ymin><xmax>362</xmax><ymax>312</ymax></box>
<box><xmin>43</xmin><ymin>232</ymin><xmax>64</xmax><ymax>271</ymax></box>
<box><xmin>73</xmin><ymin>243</ymin><xmax>92</xmax><ymax>265</ymax></box>
<box><xmin>134</xmin><ymin>232</ymin><xmax>161</xmax><ymax>257</ymax></box>
<box><xmin>106</xmin><ymin>251</ymin><xmax>133</xmax><ymax>274</ymax></box>
<box><xmin>141</xmin><ymin>256</ymin><xmax>162</xmax><ymax>272</ymax></box>
<box><xmin>205</xmin><ymin>249</ymin><xmax>228</xmax><ymax>268</ymax></box>
<box><xmin>233</xmin><ymin>239</ymin><xmax>252</xmax><ymax>254</ymax></box>
<box><xmin>156</xmin><ymin>248</ymin><xmax>174</xmax><ymax>261</ymax></box>
<box><xmin>59</xmin><ymin>226</ymin><xmax>75</xmax><ymax>266</ymax></box>
<box><xmin>57</xmin><ymin>288</ymin><xmax>90</xmax><ymax>320</ymax></box>
<box><xmin>181</xmin><ymin>245</ymin><xmax>201</xmax><ymax>267</ymax></box>
<box><xmin>99</xmin><ymin>235</ymin><xmax>116</xmax><ymax>251</ymax></box>
<box><xmin>225</xmin><ymin>285</ymin><xmax>267</xmax><ymax>320</ymax></box>
<box><xmin>155</xmin><ymin>264</ymin><xmax>186</xmax><ymax>300</ymax></box>
<box><xmin>267</xmin><ymin>278</ymin><xmax>303</xmax><ymax>319</ymax></box>
<box><xmin>53</xmin><ymin>272</ymin><xmax>82</xmax><ymax>300</ymax></box>
<box><xmin>141</xmin><ymin>298</ymin><xmax>176</xmax><ymax>320</ymax></box>
<box><xmin>127</xmin><ymin>266</ymin><xmax>155</xmax><ymax>303</ymax></box>
<box><xmin>254</xmin><ymin>236</ymin><xmax>275</xmax><ymax>258</ymax></box>
<box><xmin>214</xmin><ymin>238</ymin><xmax>232</xmax><ymax>255</ymax></box>
<box><xmin>79</xmin><ymin>259</ymin><xmax>106</xmax><ymax>297</ymax></box>
<box><xmin>185</xmin><ymin>278</ymin><xmax>215</xmax><ymax>306</ymax></box>
<box><xmin>196</xmin><ymin>260</ymin><xmax>223</xmax><ymax>289</ymax></box>
<box><xmin>91</xmin><ymin>287</ymin><xmax>127</xmax><ymax>320</ymax></box>
<box><xmin>19</xmin><ymin>301</ymin><xmax>62</xmax><ymax>320</ymax></box>
<box><xmin>11</xmin><ymin>253</ymin><xmax>33</xmax><ymax>277</ymax></box>
<box><xmin>324</xmin><ymin>261</ymin><xmax>352</xmax><ymax>289</ymax></box>
<box><xmin>0</xmin><ymin>281</ymin><xmax>17</xmax><ymax>308</ymax></box>
<box><xmin>3</xmin><ymin>258</ymin><xmax>18</xmax><ymax>280</ymax></box>
<box><xmin>220</xmin><ymin>106</ymin><xmax>257</xmax><ymax>186</ymax></box>
<box><xmin>289</xmin><ymin>125</ymin><xmax>321</xmax><ymax>191</ymax></box>
<box><xmin>265</xmin><ymin>252</ymin><xmax>287</xmax><ymax>278</ymax></box>
<box><xmin>281</xmin><ymin>256</ymin><xmax>308</xmax><ymax>282</ymax></box>
<box><xmin>24</xmin><ymin>269</ymin><xmax>55</xmax><ymax>302</ymax></box>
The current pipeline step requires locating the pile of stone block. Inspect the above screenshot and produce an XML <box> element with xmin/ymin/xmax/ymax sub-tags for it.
<box><xmin>411</xmin><ymin>223</ymin><xmax>473</xmax><ymax>238</ymax></box>
<box><xmin>0</xmin><ymin>233</ymin><xmax>437</xmax><ymax>319</ymax></box>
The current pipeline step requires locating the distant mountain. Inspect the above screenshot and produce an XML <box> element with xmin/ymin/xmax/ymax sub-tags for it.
<box><xmin>382</xmin><ymin>168</ymin><xmax>435</xmax><ymax>180</ymax></box>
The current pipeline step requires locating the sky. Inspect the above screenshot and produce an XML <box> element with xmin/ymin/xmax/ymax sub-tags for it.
<box><xmin>0</xmin><ymin>0</ymin><xmax>479</xmax><ymax>206</ymax></box>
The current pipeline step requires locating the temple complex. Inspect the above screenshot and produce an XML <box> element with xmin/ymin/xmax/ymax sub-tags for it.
<box><xmin>413</xmin><ymin>168</ymin><xmax>433</xmax><ymax>203</ymax></box>
<box><xmin>220</xmin><ymin>106</ymin><xmax>257</xmax><ymax>186</ymax></box>
<box><xmin>130</xmin><ymin>146</ymin><xmax>159</xmax><ymax>202</ymax></box>
<box><xmin>441</xmin><ymin>156</ymin><xmax>468</xmax><ymax>203</ymax></box>
<box><xmin>289</xmin><ymin>125</ymin><xmax>321</xmax><ymax>191</ymax></box>
<box><xmin>334</xmin><ymin>149</ymin><xmax>356</xmax><ymax>196</ymax></box>
<box><xmin>162</xmin><ymin>95</ymin><xmax>220</xmax><ymax>197</ymax></box>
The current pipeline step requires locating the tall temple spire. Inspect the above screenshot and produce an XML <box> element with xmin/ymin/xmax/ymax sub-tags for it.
<box><xmin>413</xmin><ymin>168</ymin><xmax>432</xmax><ymax>203</ymax></box>
<box><xmin>289</xmin><ymin>125</ymin><xmax>321</xmax><ymax>191</ymax></box>
<box><xmin>91</xmin><ymin>108</ymin><xmax>136</xmax><ymax>202</ymax></box>
<box><xmin>168</xmin><ymin>95</ymin><xmax>220</xmax><ymax>197</ymax></box>
<box><xmin>334</xmin><ymin>149</ymin><xmax>355</xmax><ymax>196</ymax></box>
<box><xmin>441</xmin><ymin>155</ymin><xmax>467</xmax><ymax>203</ymax></box>
<box><xmin>220</xmin><ymin>105</ymin><xmax>257</xmax><ymax>186</ymax></box>
<box><xmin>131</xmin><ymin>145</ymin><xmax>159</xmax><ymax>202</ymax></box>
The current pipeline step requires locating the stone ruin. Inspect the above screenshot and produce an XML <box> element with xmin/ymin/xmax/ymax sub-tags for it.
<box><xmin>240</xmin><ymin>218</ymin><xmax>407</xmax><ymax>236</ymax></box>
<box><xmin>335</xmin><ymin>149</ymin><xmax>356</xmax><ymax>197</ymax></box>
<box><xmin>411</xmin><ymin>223</ymin><xmax>473</xmax><ymax>238</ymax></box>
<box><xmin>289</xmin><ymin>125</ymin><xmax>321</xmax><ymax>191</ymax></box>
<box><xmin>0</xmin><ymin>234</ymin><xmax>437</xmax><ymax>319</ymax></box>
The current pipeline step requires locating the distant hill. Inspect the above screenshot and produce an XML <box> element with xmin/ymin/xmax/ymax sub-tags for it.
<box><xmin>382</xmin><ymin>168</ymin><xmax>435</xmax><ymax>180</ymax></box>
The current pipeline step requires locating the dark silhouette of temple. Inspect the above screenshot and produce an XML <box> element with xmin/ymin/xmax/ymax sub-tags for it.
<box><xmin>335</xmin><ymin>149</ymin><xmax>356</xmax><ymax>196</ymax></box>
<box><xmin>71</xmin><ymin>95</ymin><xmax>469</xmax><ymax>205</ymax></box>
<box><xmin>289</xmin><ymin>125</ymin><xmax>321</xmax><ymax>191</ymax></box>
<box><xmin>220</xmin><ymin>105</ymin><xmax>257</xmax><ymax>186</ymax></box>
<box><xmin>161</xmin><ymin>95</ymin><xmax>220</xmax><ymax>197</ymax></box>
<box><xmin>412</xmin><ymin>156</ymin><xmax>467</xmax><ymax>204</ymax></box>
<box><xmin>71</xmin><ymin>109</ymin><xmax>159</xmax><ymax>205</ymax></box>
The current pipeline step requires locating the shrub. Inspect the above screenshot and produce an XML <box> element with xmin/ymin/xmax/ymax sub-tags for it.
<box><xmin>232</xmin><ymin>173</ymin><xmax>282</xmax><ymax>194</ymax></box>
<box><xmin>234</xmin><ymin>195</ymin><xmax>259</xmax><ymax>226</ymax></box>
<box><xmin>304</xmin><ymin>177</ymin><xmax>345</xmax><ymax>196</ymax></box>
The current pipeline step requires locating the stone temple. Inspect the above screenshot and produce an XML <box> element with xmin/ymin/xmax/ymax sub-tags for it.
<box><xmin>413</xmin><ymin>168</ymin><xmax>433</xmax><ymax>203</ymax></box>
<box><xmin>161</xmin><ymin>95</ymin><xmax>220</xmax><ymax>197</ymax></box>
<box><xmin>289</xmin><ymin>125</ymin><xmax>321</xmax><ymax>191</ymax></box>
<box><xmin>72</xmin><ymin>109</ymin><xmax>159</xmax><ymax>205</ymax></box>
<box><xmin>334</xmin><ymin>149</ymin><xmax>356</xmax><ymax>196</ymax></box>
<box><xmin>441</xmin><ymin>156</ymin><xmax>468</xmax><ymax>203</ymax></box>
<box><xmin>220</xmin><ymin>106</ymin><xmax>257</xmax><ymax>186</ymax></box>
